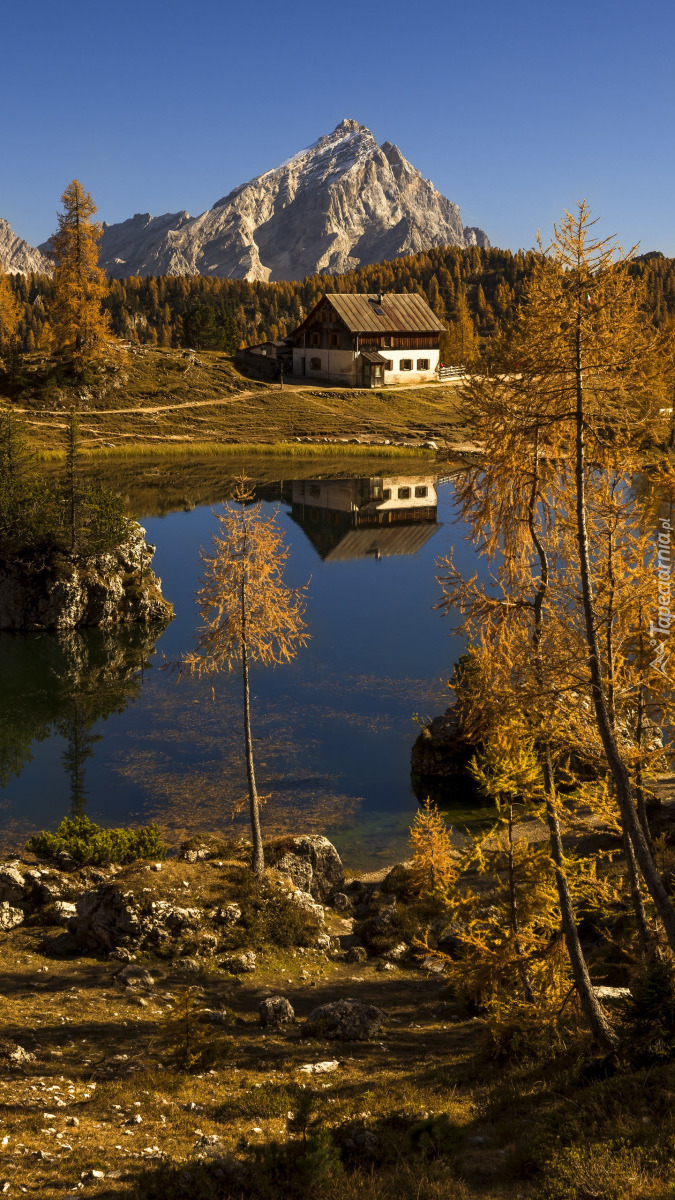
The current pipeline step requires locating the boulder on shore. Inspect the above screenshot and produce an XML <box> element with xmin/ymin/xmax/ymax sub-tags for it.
<box><xmin>410</xmin><ymin>704</ymin><xmax>477</xmax><ymax>781</ymax></box>
<box><xmin>265</xmin><ymin>835</ymin><xmax>345</xmax><ymax>901</ymax></box>
<box><xmin>0</xmin><ymin>522</ymin><xmax>173</xmax><ymax>631</ymax></box>
<box><xmin>259</xmin><ymin>996</ymin><xmax>295</xmax><ymax>1027</ymax></box>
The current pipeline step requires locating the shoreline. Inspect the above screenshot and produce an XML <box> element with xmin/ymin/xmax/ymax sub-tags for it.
<box><xmin>35</xmin><ymin>439</ymin><xmax>439</xmax><ymax>462</ymax></box>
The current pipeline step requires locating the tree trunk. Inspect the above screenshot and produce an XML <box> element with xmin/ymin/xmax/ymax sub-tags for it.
<box><xmin>542</xmin><ymin>749</ymin><xmax>616</xmax><ymax>1050</ymax></box>
<box><xmin>507</xmin><ymin>802</ymin><xmax>535</xmax><ymax>1003</ymax></box>
<box><xmin>573</xmin><ymin>312</ymin><xmax>675</xmax><ymax>950</ymax></box>
<box><xmin>634</xmin><ymin>677</ymin><xmax>654</xmax><ymax>852</ymax></box>
<box><xmin>622</xmin><ymin>826</ymin><xmax>652</xmax><ymax>960</ymax></box>
<box><xmin>241</xmin><ymin>576</ymin><xmax>264</xmax><ymax>876</ymax></box>
<box><xmin>527</xmin><ymin>430</ymin><xmax>617</xmax><ymax>1051</ymax></box>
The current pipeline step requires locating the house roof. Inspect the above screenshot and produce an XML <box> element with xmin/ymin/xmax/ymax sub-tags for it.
<box><xmin>323</xmin><ymin>522</ymin><xmax>441</xmax><ymax>561</ymax></box>
<box><xmin>296</xmin><ymin>293</ymin><xmax>445</xmax><ymax>335</ymax></box>
<box><xmin>358</xmin><ymin>349</ymin><xmax>389</xmax><ymax>364</ymax></box>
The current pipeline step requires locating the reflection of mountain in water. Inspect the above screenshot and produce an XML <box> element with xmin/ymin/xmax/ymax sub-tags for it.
<box><xmin>289</xmin><ymin>475</ymin><xmax>441</xmax><ymax>561</ymax></box>
<box><xmin>0</xmin><ymin>625</ymin><xmax>164</xmax><ymax>810</ymax></box>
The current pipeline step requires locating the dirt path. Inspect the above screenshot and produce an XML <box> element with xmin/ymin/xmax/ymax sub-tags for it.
<box><xmin>17</xmin><ymin>389</ymin><xmax>264</xmax><ymax>418</ymax></box>
<box><xmin>16</xmin><ymin>377</ymin><xmax>461</xmax><ymax>420</ymax></box>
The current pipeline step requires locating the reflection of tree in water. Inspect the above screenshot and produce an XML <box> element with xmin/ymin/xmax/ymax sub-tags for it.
<box><xmin>0</xmin><ymin>625</ymin><xmax>164</xmax><ymax>811</ymax></box>
<box><xmin>59</xmin><ymin>709</ymin><xmax>100</xmax><ymax>815</ymax></box>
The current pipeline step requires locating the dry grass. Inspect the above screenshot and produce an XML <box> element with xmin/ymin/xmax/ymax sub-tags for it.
<box><xmin>0</xmin><ymin>346</ymin><xmax>470</xmax><ymax>456</ymax></box>
<box><xmin>1</xmin><ymin>851</ymin><xmax>674</xmax><ymax>1199</ymax></box>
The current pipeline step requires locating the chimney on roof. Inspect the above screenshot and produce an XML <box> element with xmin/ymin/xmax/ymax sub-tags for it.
<box><xmin>377</xmin><ymin>293</ymin><xmax>383</xmax><ymax>305</ymax></box>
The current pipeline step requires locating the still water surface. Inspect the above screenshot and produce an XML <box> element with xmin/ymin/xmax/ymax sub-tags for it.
<box><xmin>0</xmin><ymin>462</ymin><xmax>493</xmax><ymax>868</ymax></box>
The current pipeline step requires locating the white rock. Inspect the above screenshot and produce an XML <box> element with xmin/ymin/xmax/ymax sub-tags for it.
<box><xmin>97</xmin><ymin>121</ymin><xmax>488</xmax><ymax>284</ymax></box>
<box><xmin>594</xmin><ymin>986</ymin><xmax>632</xmax><ymax>1003</ymax></box>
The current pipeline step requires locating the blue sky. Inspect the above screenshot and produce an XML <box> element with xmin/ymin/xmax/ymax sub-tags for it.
<box><xmin>2</xmin><ymin>0</ymin><xmax>674</xmax><ymax>256</ymax></box>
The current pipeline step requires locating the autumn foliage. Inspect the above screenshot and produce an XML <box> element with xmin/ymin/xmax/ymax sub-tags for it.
<box><xmin>181</xmin><ymin>478</ymin><xmax>309</xmax><ymax>874</ymax></box>
<box><xmin>50</xmin><ymin>180</ymin><xmax>110</xmax><ymax>367</ymax></box>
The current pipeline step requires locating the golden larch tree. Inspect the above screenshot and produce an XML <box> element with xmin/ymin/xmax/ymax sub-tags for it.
<box><xmin>0</xmin><ymin>273</ymin><xmax>21</xmax><ymax>362</ymax></box>
<box><xmin>409</xmin><ymin>798</ymin><xmax>457</xmax><ymax>899</ymax></box>
<box><xmin>50</xmin><ymin>180</ymin><xmax>109</xmax><ymax>367</ymax></box>
<box><xmin>181</xmin><ymin>478</ymin><xmax>309</xmax><ymax>876</ymax></box>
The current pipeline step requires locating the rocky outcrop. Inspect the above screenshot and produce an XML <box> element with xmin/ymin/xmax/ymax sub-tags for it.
<box><xmin>412</xmin><ymin>696</ymin><xmax>664</xmax><ymax>783</ymax></box>
<box><xmin>220</xmin><ymin>951</ymin><xmax>257</xmax><ymax>975</ymax></box>
<box><xmin>0</xmin><ymin>522</ymin><xmax>173</xmax><ymax>631</ymax></box>
<box><xmin>266</xmin><ymin>834</ymin><xmax>345</xmax><ymax>901</ymax></box>
<box><xmin>98</xmin><ymin>119</ymin><xmax>489</xmax><ymax>282</ymax></box>
<box><xmin>411</xmin><ymin>703</ymin><xmax>477</xmax><ymax>780</ymax></box>
<box><xmin>69</xmin><ymin>883</ymin><xmax>203</xmax><ymax>953</ymax></box>
<box><xmin>0</xmin><ymin>217</ymin><xmax>52</xmax><ymax>275</ymax></box>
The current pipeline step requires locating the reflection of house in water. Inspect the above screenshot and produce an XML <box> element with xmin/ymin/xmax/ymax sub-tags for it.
<box><xmin>290</xmin><ymin>476</ymin><xmax>440</xmax><ymax>560</ymax></box>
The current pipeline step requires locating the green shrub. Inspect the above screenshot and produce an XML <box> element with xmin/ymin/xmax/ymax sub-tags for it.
<box><xmin>248</xmin><ymin>1130</ymin><xmax>344</xmax><ymax>1199</ymax></box>
<box><xmin>135</xmin><ymin>1130</ymin><xmax>343</xmax><ymax>1200</ymax></box>
<box><xmin>26</xmin><ymin>814</ymin><xmax>168</xmax><ymax>867</ymax></box>
<box><xmin>405</xmin><ymin>1114</ymin><xmax>464</xmax><ymax>1160</ymax></box>
<box><xmin>621</xmin><ymin>959</ymin><xmax>675</xmax><ymax>1063</ymax></box>
<box><xmin>218</xmin><ymin>866</ymin><xmax>322</xmax><ymax>950</ymax></box>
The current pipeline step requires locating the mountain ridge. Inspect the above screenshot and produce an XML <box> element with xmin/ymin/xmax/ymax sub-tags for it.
<box><xmin>0</xmin><ymin>218</ymin><xmax>52</xmax><ymax>275</ymax></box>
<box><xmin>97</xmin><ymin>119</ymin><xmax>488</xmax><ymax>282</ymax></box>
<box><xmin>1</xmin><ymin>121</ymin><xmax>488</xmax><ymax>283</ymax></box>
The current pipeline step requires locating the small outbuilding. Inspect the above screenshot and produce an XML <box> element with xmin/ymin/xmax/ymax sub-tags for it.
<box><xmin>235</xmin><ymin>338</ymin><xmax>293</xmax><ymax>380</ymax></box>
<box><xmin>291</xmin><ymin>293</ymin><xmax>445</xmax><ymax>387</ymax></box>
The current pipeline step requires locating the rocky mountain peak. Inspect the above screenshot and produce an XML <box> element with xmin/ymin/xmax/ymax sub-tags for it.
<box><xmin>0</xmin><ymin>218</ymin><xmax>52</xmax><ymax>276</ymax></box>
<box><xmin>0</xmin><ymin>124</ymin><xmax>487</xmax><ymax>285</ymax></box>
<box><xmin>98</xmin><ymin>123</ymin><xmax>489</xmax><ymax>282</ymax></box>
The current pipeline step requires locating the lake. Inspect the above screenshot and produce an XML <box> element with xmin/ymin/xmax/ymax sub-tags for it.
<box><xmin>0</xmin><ymin>455</ymin><xmax>493</xmax><ymax>869</ymax></box>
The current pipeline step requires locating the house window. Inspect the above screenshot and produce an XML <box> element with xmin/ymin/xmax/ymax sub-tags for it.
<box><xmin>308</xmin><ymin>485</ymin><xmax>321</xmax><ymax>497</ymax></box>
<box><xmin>371</xmin><ymin>485</ymin><xmax>382</xmax><ymax>498</ymax></box>
<box><xmin>384</xmin><ymin>360</ymin><xmax>393</xmax><ymax>371</ymax></box>
<box><xmin>397</xmin><ymin>487</ymin><xmax>411</xmax><ymax>500</ymax></box>
<box><xmin>400</xmin><ymin>359</ymin><xmax>413</xmax><ymax>371</ymax></box>
<box><xmin>330</xmin><ymin>333</ymin><xmax>340</xmax><ymax>347</ymax></box>
<box><xmin>382</xmin><ymin>488</ymin><xmax>391</xmax><ymax>500</ymax></box>
<box><xmin>310</xmin><ymin>332</ymin><xmax>320</xmax><ymax>346</ymax></box>
<box><xmin>417</xmin><ymin>358</ymin><xmax>430</xmax><ymax>370</ymax></box>
<box><xmin>415</xmin><ymin>485</ymin><xmax>428</xmax><ymax>498</ymax></box>
<box><xmin>310</xmin><ymin>357</ymin><xmax>321</xmax><ymax>369</ymax></box>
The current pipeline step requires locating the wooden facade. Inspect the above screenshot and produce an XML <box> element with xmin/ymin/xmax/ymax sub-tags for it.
<box><xmin>290</xmin><ymin>293</ymin><xmax>444</xmax><ymax>387</ymax></box>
